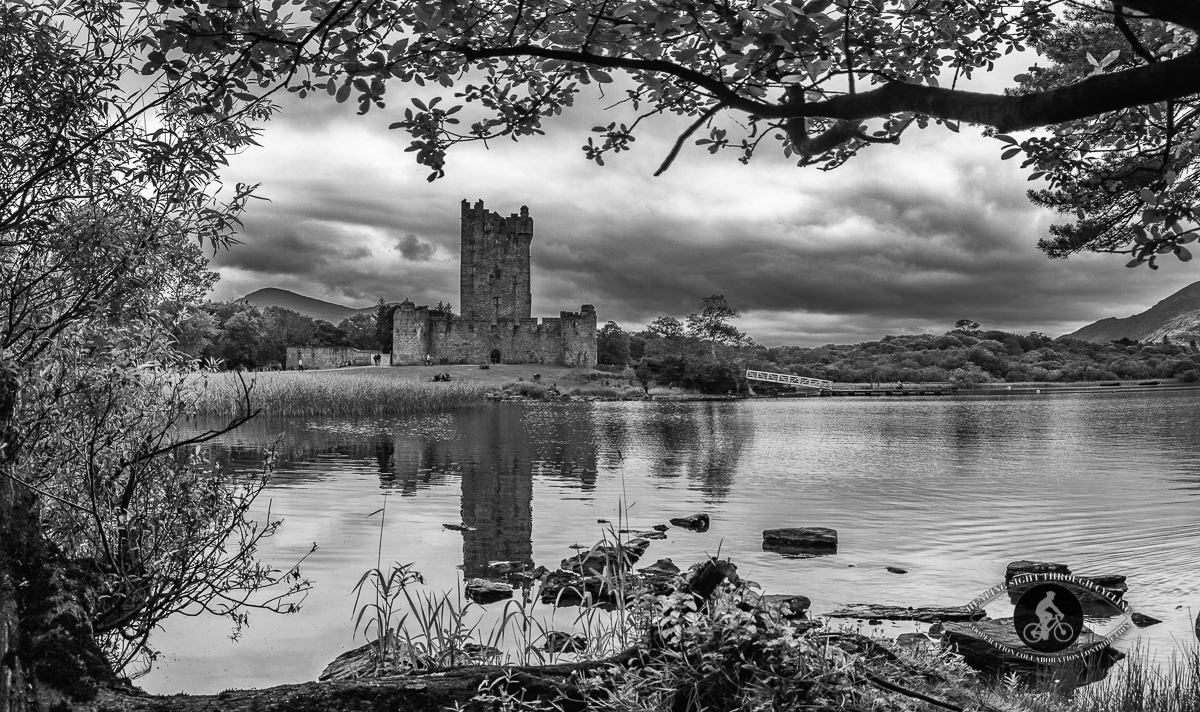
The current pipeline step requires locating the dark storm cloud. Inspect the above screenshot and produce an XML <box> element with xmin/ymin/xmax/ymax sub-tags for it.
<box><xmin>396</xmin><ymin>233</ymin><xmax>436</xmax><ymax>261</ymax></box>
<box><xmin>214</xmin><ymin>223</ymin><xmax>370</xmax><ymax>275</ymax></box>
<box><xmin>211</xmin><ymin>83</ymin><xmax>1200</xmax><ymax>344</ymax></box>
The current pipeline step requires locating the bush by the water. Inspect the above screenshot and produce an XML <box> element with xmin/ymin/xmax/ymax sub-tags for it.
<box><xmin>635</xmin><ymin>354</ymin><xmax>747</xmax><ymax>395</ymax></box>
<box><xmin>193</xmin><ymin>371</ymin><xmax>487</xmax><ymax>417</ymax></box>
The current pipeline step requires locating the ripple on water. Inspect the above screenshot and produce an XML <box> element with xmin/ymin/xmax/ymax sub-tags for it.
<box><xmin>142</xmin><ymin>391</ymin><xmax>1200</xmax><ymax>694</ymax></box>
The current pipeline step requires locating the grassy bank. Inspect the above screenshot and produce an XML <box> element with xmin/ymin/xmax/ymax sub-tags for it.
<box><xmin>192</xmin><ymin>370</ymin><xmax>489</xmax><ymax>417</ymax></box>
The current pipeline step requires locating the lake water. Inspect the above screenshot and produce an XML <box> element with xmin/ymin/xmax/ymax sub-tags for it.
<box><xmin>140</xmin><ymin>390</ymin><xmax>1200</xmax><ymax>694</ymax></box>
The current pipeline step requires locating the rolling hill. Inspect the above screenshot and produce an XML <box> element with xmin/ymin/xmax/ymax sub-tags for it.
<box><xmin>239</xmin><ymin>288</ymin><xmax>377</xmax><ymax>324</ymax></box>
<box><xmin>1065</xmin><ymin>281</ymin><xmax>1200</xmax><ymax>344</ymax></box>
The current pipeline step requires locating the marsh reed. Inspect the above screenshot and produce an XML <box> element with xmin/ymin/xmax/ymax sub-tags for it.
<box><xmin>192</xmin><ymin>371</ymin><xmax>488</xmax><ymax>417</ymax></box>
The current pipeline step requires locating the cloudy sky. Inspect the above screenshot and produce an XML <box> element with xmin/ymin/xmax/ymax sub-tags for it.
<box><xmin>209</xmin><ymin>67</ymin><xmax>1200</xmax><ymax>347</ymax></box>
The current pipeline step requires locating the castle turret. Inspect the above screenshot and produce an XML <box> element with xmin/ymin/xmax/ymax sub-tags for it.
<box><xmin>460</xmin><ymin>200</ymin><xmax>533</xmax><ymax>322</ymax></box>
<box><xmin>392</xmin><ymin>299</ymin><xmax>431</xmax><ymax>365</ymax></box>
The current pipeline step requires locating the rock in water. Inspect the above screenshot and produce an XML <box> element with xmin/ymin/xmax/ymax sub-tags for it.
<box><xmin>886</xmin><ymin>566</ymin><xmax>908</xmax><ymax>574</ymax></box>
<box><xmin>639</xmin><ymin>558</ymin><xmax>681</xmax><ymax>578</ymax></box>
<box><xmin>762</xmin><ymin>527</ymin><xmax>838</xmax><ymax>556</ymax></box>
<box><xmin>669</xmin><ymin>513</ymin><xmax>710</xmax><ymax>532</ymax></box>
<box><xmin>465</xmin><ymin>578</ymin><xmax>513</xmax><ymax>604</ymax></box>
<box><xmin>561</xmin><ymin>539</ymin><xmax>651</xmax><ymax>574</ymax></box>
<box><xmin>1005</xmin><ymin>560</ymin><xmax>1071</xmax><ymax>582</ymax></box>
<box><xmin>538</xmin><ymin>570</ymin><xmax>615</xmax><ymax>607</ymax></box>
<box><xmin>1131</xmin><ymin>611</ymin><xmax>1161</xmax><ymax>628</ymax></box>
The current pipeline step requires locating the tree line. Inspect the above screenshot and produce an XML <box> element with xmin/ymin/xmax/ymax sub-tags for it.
<box><xmin>599</xmin><ymin>308</ymin><xmax>1200</xmax><ymax>389</ymax></box>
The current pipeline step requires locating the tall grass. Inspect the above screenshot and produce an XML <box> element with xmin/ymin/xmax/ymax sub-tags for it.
<box><xmin>191</xmin><ymin>371</ymin><xmax>488</xmax><ymax>417</ymax></box>
<box><xmin>1066</xmin><ymin>643</ymin><xmax>1200</xmax><ymax>712</ymax></box>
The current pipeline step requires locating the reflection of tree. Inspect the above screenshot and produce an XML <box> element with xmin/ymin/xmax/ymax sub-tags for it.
<box><xmin>615</xmin><ymin>403</ymin><xmax>748</xmax><ymax>501</ymax></box>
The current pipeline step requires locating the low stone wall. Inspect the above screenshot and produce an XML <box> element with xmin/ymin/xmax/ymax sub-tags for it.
<box><xmin>286</xmin><ymin>346</ymin><xmax>381</xmax><ymax>370</ymax></box>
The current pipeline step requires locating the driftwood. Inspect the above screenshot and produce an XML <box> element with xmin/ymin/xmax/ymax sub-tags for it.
<box><xmin>824</xmin><ymin>603</ymin><xmax>986</xmax><ymax>623</ymax></box>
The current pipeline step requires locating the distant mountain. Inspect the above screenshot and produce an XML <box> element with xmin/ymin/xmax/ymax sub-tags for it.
<box><xmin>239</xmin><ymin>288</ymin><xmax>376</xmax><ymax>324</ymax></box>
<box><xmin>1065</xmin><ymin>281</ymin><xmax>1200</xmax><ymax>344</ymax></box>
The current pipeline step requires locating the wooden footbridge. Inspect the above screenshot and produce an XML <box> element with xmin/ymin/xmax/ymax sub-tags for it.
<box><xmin>745</xmin><ymin>369</ymin><xmax>958</xmax><ymax>397</ymax></box>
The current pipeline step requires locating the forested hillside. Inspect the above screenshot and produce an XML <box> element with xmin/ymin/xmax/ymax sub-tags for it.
<box><xmin>742</xmin><ymin>330</ymin><xmax>1200</xmax><ymax>386</ymax></box>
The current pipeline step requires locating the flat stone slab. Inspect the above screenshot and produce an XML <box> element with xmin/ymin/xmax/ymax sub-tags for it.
<box><xmin>763</xmin><ymin>527</ymin><xmax>837</xmax><ymax>546</ymax></box>
<box><xmin>824</xmin><ymin>603</ymin><xmax>986</xmax><ymax>623</ymax></box>
<box><xmin>762</xmin><ymin>527</ymin><xmax>837</xmax><ymax>556</ymax></box>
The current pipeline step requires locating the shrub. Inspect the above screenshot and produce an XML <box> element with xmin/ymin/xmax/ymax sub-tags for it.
<box><xmin>503</xmin><ymin>381</ymin><xmax>548</xmax><ymax>398</ymax></box>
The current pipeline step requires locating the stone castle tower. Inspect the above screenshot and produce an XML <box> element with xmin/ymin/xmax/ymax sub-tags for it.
<box><xmin>460</xmin><ymin>200</ymin><xmax>533</xmax><ymax>321</ymax></box>
<box><xmin>390</xmin><ymin>201</ymin><xmax>597</xmax><ymax>367</ymax></box>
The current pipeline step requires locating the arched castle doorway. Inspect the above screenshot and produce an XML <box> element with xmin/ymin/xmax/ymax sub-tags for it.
<box><xmin>490</xmin><ymin>349</ymin><xmax>502</xmax><ymax>364</ymax></box>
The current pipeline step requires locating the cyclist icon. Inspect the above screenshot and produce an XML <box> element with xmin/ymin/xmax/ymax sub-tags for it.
<box><xmin>1014</xmin><ymin>582</ymin><xmax>1083</xmax><ymax>652</ymax></box>
<box><xmin>1023</xmin><ymin>591</ymin><xmax>1075</xmax><ymax>642</ymax></box>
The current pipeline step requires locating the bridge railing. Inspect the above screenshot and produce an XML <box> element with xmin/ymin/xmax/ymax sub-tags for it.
<box><xmin>745</xmin><ymin>369</ymin><xmax>832</xmax><ymax>390</ymax></box>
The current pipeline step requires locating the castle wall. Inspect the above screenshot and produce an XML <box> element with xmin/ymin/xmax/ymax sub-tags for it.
<box><xmin>417</xmin><ymin>305</ymin><xmax>596</xmax><ymax>366</ymax></box>
<box><xmin>460</xmin><ymin>200</ymin><xmax>532</xmax><ymax>321</ymax></box>
<box><xmin>286</xmin><ymin>346</ymin><xmax>379</xmax><ymax>370</ymax></box>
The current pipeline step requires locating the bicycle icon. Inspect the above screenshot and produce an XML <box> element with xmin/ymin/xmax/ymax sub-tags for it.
<box><xmin>1022</xmin><ymin>614</ymin><xmax>1075</xmax><ymax>643</ymax></box>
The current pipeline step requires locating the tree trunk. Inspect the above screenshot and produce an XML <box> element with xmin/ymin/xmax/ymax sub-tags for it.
<box><xmin>1</xmin><ymin>474</ymin><xmax>34</xmax><ymax>712</ymax></box>
<box><xmin>0</xmin><ymin>367</ymin><xmax>115</xmax><ymax>712</ymax></box>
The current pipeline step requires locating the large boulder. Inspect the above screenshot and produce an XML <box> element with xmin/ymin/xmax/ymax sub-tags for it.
<box><xmin>762</xmin><ymin>527</ymin><xmax>837</xmax><ymax>556</ymax></box>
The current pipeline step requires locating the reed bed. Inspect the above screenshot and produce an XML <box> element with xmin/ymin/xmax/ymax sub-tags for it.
<box><xmin>192</xmin><ymin>371</ymin><xmax>489</xmax><ymax>417</ymax></box>
<box><xmin>1064</xmin><ymin>643</ymin><xmax>1200</xmax><ymax>712</ymax></box>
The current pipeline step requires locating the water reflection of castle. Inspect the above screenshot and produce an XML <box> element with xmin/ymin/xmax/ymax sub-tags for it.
<box><xmin>374</xmin><ymin>408</ymin><xmax>598</xmax><ymax>578</ymax></box>
<box><xmin>204</xmin><ymin>402</ymin><xmax>746</xmax><ymax>581</ymax></box>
